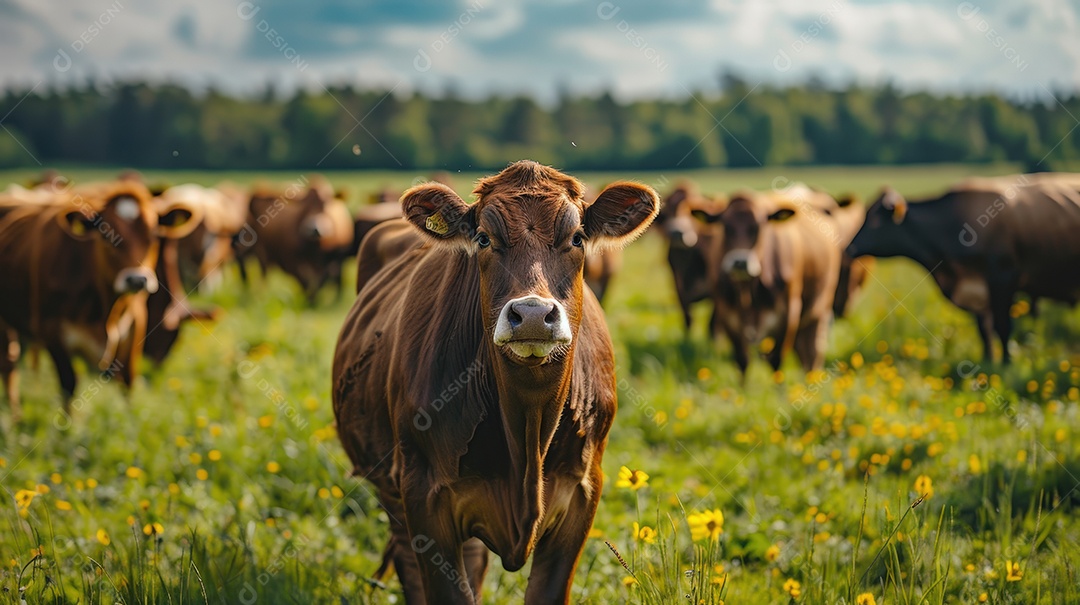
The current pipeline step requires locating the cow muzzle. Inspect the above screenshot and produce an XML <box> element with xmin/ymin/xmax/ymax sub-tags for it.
<box><xmin>721</xmin><ymin>249</ymin><xmax>761</xmax><ymax>280</ymax></box>
<box><xmin>114</xmin><ymin>267</ymin><xmax>159</xmax><ymax>294</ymax></box>
<box><xmin>493</xmin><ymin>296</ymin><xmax>572</xmax><ymax>359</ymax></box>
<box><xmin>666</xmin><ymin>218</ymin><xmax>698</xmax><ymax>248</ymax></box>
<box><xmin>300</xmin><ymin>215</ymin><xmax>330</xmax><ymax>240</ymax></box>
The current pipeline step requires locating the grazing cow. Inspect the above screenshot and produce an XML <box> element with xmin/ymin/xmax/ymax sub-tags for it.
<box><xmin>0</xmin><ymin>181</ymin><xmax>195</xmax><ymax>418</ymax></box>
<box><xmin>693</xmin><ymin>189</ymin><xmax>842</xmax><ymax>374</ymax></box>
<box><xmin>656</xmin><ymin>182</ymin><xmax>718</xmax><ymax>334</ymax></box>
<box><xmin>236</xmin><ymin>178</ymin><xmax>355</xmax><ymax>304</ymax></box>
<box><xmin>846</xmin><ymin>173</ymin><xmax>1080</xmax><ymax>363</ymax></box>
<box><xmin>333</xmin><ymin>160</ymin><xmax>658</xmax><ymax>604</ymax></box>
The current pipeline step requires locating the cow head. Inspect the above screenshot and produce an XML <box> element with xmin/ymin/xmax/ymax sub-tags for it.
<box><xmin>401</xmin><ymin>160</ymin><xmax>658</xmax><ymax>365</ymax></box>
<box><xmin>693</xmin><ymin>194</ymin><xmax>794</xmax><ymax>282</ymax></box>
<box><xmin>846</xmin><ymin>188</ymin><xmax>909</xmax><ymax>258</ymax></box>
<box><xmin>293</xmin><ymin>183</ymin><xmax>353</xmax><ymax>250</ymax></box>
<box><xmin>55</xmin><ymin>182</ymin><xmax>194</xmax><ymax>295</ymax></box>
<box><xmin>657</xmin><ymin>183</ymin><xmax>704</xmax><ymax>248</ymax></box>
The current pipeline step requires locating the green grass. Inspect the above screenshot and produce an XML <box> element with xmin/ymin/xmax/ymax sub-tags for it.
<box><xmin>1</xmin><ymin>164</ymin><xmax>1079</xmax><ymax>604</ymax></box>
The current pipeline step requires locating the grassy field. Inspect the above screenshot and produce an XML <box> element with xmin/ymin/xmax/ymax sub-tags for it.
<box><xmin>2</xmin><ymin>164</ymin><xmax>1079</xmax><ymax>604</ymax></box>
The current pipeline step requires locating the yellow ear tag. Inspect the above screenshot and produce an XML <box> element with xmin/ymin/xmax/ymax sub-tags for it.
<box><xmin>425</xmin><ymin>211</ymin><xmax>449</xmax><ymax>235</ymax></box>
<box><xmin>72</xmin><ymin>220</ymin><xmax>86</xmax><ymax>236</ymax></box>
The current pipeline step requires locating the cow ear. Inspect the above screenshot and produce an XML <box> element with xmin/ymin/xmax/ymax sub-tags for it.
<box><xmin>583</xmin><ymin>181</ymin><xmax>659</xmax><ymax>250</ymax></box>
<box><xmin>157</xmin><ymin>204</ymin><xmax>201</xmax><ymax>239</ymax></box>
<box><xmin>58</xmin><ymin>209</ymin><xmax>96</xmax><ymax>240</ymax></box>
<box><xmin>401</xmin><ymin>182</ymin><xmax>475</xmax><ymax>247</ymax></box>
<box><xmin>767</xmin><ymin>208</ymin><xmax>796</xmax><ymax>222</ymax></box>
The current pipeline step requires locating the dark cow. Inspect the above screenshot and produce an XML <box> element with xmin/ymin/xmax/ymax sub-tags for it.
<box><xmin>332</xmin><ymin>160</ymin><xmax>658</xmax><ymax>604</ymax></box>
<box><xmin>846</xmin><ymin>173</ymin><xmax>1080</xmax><ymax>363</ymax></box>
<box><xmin>694</xmin><ymin>189</ymin><xmax>842</xmax><ymax>374</ymax></box>
<box><xmin>0</xmin><ymin>181</ymin><xmax>194</xmax><ymax>418</ymax></box>
<box><xmin>236</xmin><ymin>178</ymin><xmax>354</xmax><ymax>304</ymax></box>
<box><xmin>656</xmin><ymin>182</ymin><xmax>717</xmax><ymax>334</ymax></box>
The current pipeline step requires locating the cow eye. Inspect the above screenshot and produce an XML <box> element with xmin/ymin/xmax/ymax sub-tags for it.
<box><xmin>474</xmin><ymin>232</ymin><xmax>491</xmax><ymax>248</ymax></box>
<box><xmin>571</xmin><ymin>232</ymin><xmax>584</xmax><ymax>248</ymax></box>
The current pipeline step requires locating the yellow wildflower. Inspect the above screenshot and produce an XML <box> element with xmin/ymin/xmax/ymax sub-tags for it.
<box><xmin>632</xmin><ymin>522</ymin><xmax>657</xmax><ymax>544</ymax></box>
<box><xmin>1006</xmin><ymin>560</ymin><xmax>1022</xmax><ymax>582</ymax></box>
<box><xmin>14</xmin><ymin>489</ymin><xmax>36</xmax><ymax>511</ymax></box>
<box><xmin>687</xmin><ymin>509</ymin><xmax>724</xmax><ymax>542</ymax></box>
<box><xmin>615</xmin><ymin>466</ymin><xmax>649</xmax><ymax>490</ymax></box>
<box><xmin>914</xmin><ymin>475</ymin><xmax>933</xmax><ymax>499</ymax></box>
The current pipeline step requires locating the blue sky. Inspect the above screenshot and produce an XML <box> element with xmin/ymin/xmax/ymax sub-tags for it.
<box><xmin>3</xmin><ymin>0</ymin><xmax>1077</xmax><ymax>101</ymax></box>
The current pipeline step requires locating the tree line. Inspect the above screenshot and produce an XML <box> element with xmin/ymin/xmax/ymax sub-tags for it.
<box><xmin>1</xmin><ymin>75</ymin><xmax>1076</xmax><ymax>171</ymax></box>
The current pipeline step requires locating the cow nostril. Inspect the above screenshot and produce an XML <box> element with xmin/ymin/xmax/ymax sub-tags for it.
<box><xmin>508</xmin><ymin>307</ymin><xmax>523</xmax><ymax>328</ymax></box>
<box><xmin>544</xmin><ymin>307</ymin><xmax>559</xmax><ymax>326</ymax></box>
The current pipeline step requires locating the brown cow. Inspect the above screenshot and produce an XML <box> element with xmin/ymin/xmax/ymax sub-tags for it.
<box><xmin>768</xmin><ymin>182</ymin><xmax>874</xmax><ymax>318</ymax></box>
<box><xmin>332</xmin><ymin>160</ymin><xmax>658</xmax><ymax>604</ymax></box>
<box><xmin>693</xmin><ymin>189</ymin><xmax>842</xmax><ymax>374</ymax></box>
<box><xmin>0</xmin><ymin>181</ymin><xmax>195</xmax><ymax>418</ymax></box>
<box><xmin>656</xmin><ymin>182</ymin><xmax>718</xmax><ymax>334</ymax></box>
<box><xmin>352</xmin><ymin>191</ymin><xmax>623</xmax><ymax>304</ymax></box>
<box><xmin>235</xmin><ymin>178</ymin><xmax>354</xmax><ymax>304</ymax></box>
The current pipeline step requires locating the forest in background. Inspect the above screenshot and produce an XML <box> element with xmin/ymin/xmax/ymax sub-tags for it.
<box><xmin>1</xmin><ymin>74</ymin><xmax>1076</xmax><ymax>171</ymax></box>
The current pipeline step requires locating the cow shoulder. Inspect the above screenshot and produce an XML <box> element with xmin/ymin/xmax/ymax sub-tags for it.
<box><xmin>389</xmin><ymin>250</ymin><xmax>494</xmax><ymax>482</ymax></box>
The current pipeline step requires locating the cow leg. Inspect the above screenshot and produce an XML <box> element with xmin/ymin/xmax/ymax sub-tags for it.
<box><xmin>462</xmin><ymin>537</ymin><xmax>489</xmax><ymax>599</ymax></box>
<box><xmin>794</xmin><ymin>316</ymin><xmax>828</xmax><ymax>372</ymax></box>
<box><xmin>991</xmin><ymin>293</ymin><xmax>1014</xmax><ymax>365</ymax></box>
<box><xmin>717</xmin><ymin>316</ymin><xmax>749</xmax><ymax>376</ymax></box>
<box><xmin>400</xmin><ymin>479</ymin><xmax>473</xmax><ymax>604</ymax></box>
<box><xmin>46</xmin><ymin>344</ymin><xmax>77</xmax><ymax>414</ymax></box>
<box><xmin>525</xmin><ymin>468</ymin><xmax>602</xmax><ymax>604</ymax></box>
<box><xmin>1</xmin><ymin>328</ymin><xmax>20</xmax><ymax>421</ymax></box>
<box><xmin>973</xmin><ymin>312</ymin><xmax>995</xmax><ymax>362</ymax></box>
<box><xmin>679</xmin><ymin>293</ymin><xmax>694</xmax><ymax>334</ymax></box>
<box><xmin>774</xmin><ymin>298</ymin><xmax>803</xmax><ymax>372</ymax></box>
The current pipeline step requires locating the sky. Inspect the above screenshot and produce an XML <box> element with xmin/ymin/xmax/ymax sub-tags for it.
<box><xmin>2</xmin><ymin>0</ymin><xmax>1077</xmax><ymax>102</ymax></box>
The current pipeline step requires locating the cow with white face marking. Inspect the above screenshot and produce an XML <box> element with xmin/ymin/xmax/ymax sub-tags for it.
<box><xmin>847</xmin><ymin>173</ymin><xmax>1080</xmax><ymax>363</ymax></box>
<box><xmin>0</xmin><ymin>181</ymin><xmax>196</xmax><ymax>419</ymax></box>
<box><xmin>333</xmin><ymin>160</ymin><xmax>658</xmax><ymax>604</ymax></box>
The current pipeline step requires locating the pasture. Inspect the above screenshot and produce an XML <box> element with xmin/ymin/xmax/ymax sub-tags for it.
<box><xmin>2</xmin><ymin>163</ymin><xmax>1079</xmax><ymax>604</ymax></box>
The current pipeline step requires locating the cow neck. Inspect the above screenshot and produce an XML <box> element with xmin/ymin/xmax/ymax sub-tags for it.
<box><xmin>485</xmin><ymin>313</ymin><xmax>576</xmax><ymax>553</ymax></box>
<box><xmin>897</xmin><ymin>197</ymin><xmax>959</xmax><ymax>273</ymax></box>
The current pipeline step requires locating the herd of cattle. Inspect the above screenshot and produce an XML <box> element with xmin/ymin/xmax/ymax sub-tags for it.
<box><xmin>1</xmin><ymin>161</ymin><xmax>1079</xmax><ymax>602</ymax></box>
